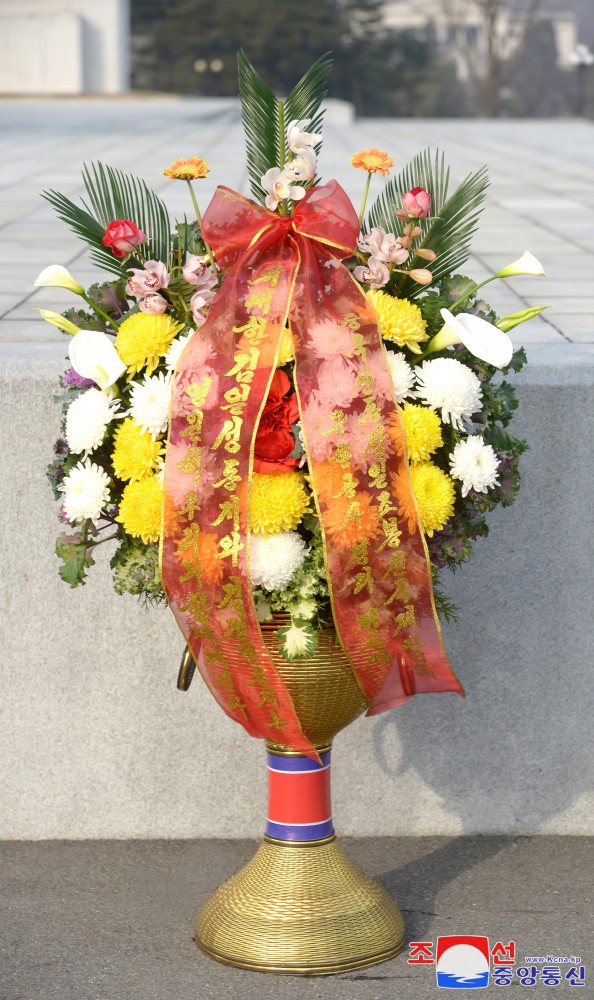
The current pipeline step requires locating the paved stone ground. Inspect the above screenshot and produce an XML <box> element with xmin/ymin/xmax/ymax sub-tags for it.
<box><xmin>1</xmin><ymin>96</ymin><xmax>592</xmax><ymax>358</ymax></box>
<box><xmin>1</xmin><ymin>837</ymin><xmax>592</xmax><ymax>1000</ymax></box>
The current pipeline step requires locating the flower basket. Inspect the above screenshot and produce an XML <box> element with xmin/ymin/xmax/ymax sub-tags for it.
<box><xmin>41</xmin><ymin>51</ymin><xmax>543</xmax><ymax>974</ymax></box>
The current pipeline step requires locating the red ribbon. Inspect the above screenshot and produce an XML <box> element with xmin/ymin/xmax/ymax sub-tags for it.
<box><xmin>161</xmin><ymin>181</ymin><xmax>464</xmax><ymax>759</ymax></box>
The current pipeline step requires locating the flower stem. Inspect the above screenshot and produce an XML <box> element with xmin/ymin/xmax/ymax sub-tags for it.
<box><xmin>82</xmin><ymin>294</ymin><xmax>119</xmax><ymax>332</ymax></box>
<box><xmin>87</xmin><ymin>533</ymin><xmax>118</xmax><ymax>549</ymax></box>
<box><xmin>186</xmin><ymin>180</ymin><xmax>218</xmax><ymax>272</ymax></box>
<box><xmin>358</xmin><ymin>173</ymin><xmax>372</xmax><ymax>227</ymax></box>
<box><xmin>277</xmin><ymin>100</ymin><xmax>290</xmax><ymax>216</ymax></box>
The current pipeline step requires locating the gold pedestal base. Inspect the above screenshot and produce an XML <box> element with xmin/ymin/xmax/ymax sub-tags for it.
<box><xmin>195</xmin><ymin>835</ymin><xmax>405</xmax><ymax>975</ymax></box>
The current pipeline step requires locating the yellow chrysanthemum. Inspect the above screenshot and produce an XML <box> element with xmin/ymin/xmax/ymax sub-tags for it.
<box><xmin>351</xmin><ymin>148</ymin><xmax>394</xmax><ymax>175</ymax></box>
<box><xmin>163</xmin><ymin>157</ymin><xmax>210</xmax><ymax>180</ymax></box>
<box><xmin>115</xmin><ymin>313</ymin><xmax>184</xmax><ymax>375</ymax></box>
<box><xmin>409</xmin><ymin>462</ymin><xmax>455</xmax><ymax>537</ymax></box>
<box><xmin>250</xmin><ymin>472</ymin><xmax>310</xmax><ymax>536</ymax></box>
<box><xmin>277</xmin><ymin>327</ymin><xmax>295</xmax><ymax>366</ymax></box>
<box><xmin>112</xmin><ymin>418</ymin><xmax>163</xmax><ymax>481</ymax></box>
<box><xmin>117</xmin><ymin>475</ymin><xmax>163</xmax><ymax>544</ymax></box>
<box><xmin>367</xmin><ymin>290</ymin><xmax>428</xmax><ymax>354</ymax></box>
<box><xmin>401</xmin><ymin>403</ymin><xmax>443</xmax><ymax>462</ymax></box>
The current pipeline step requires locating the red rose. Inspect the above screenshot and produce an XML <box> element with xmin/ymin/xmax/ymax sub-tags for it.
<box><xmin>102</xmin><ymin>219</ymin><xmax>148</xmax><ymax>259</ymax></box>
<box><xmin>254</xmin><ymin>370</ymin><xmax>300</xmax><ymax>474</ymax></box>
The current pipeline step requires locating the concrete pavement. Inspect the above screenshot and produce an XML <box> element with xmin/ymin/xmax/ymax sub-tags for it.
<box><xmin>0</xmin><ymin>97</ymin><xmax>593</xmax><ymax>353</ymax></box>
<box><xmin>1</xmin><ymin>836</ymin><xmax>592</xmax><ymax>1000</ymax></box>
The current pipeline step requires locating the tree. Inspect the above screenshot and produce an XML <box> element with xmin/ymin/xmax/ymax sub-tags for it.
<box><xmin>438</xmin><ymin>0</ymin><xmax>543</xmax><ymax>115</ymax></box>
<box><xmin>131</xmin><ymin>0</ymin><xmax>382</xmax><ymax>104</ymax></box>
<box><xmin>130</xmin><ymin>0</ymin><xmax>461</xmax><ymax>117</ymax></box>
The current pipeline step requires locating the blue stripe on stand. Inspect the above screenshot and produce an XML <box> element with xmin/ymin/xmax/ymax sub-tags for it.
<box><xmin>266</xmin><ymin>817</ymin><xmax>335</xmax><ymax>841</ymax></box>
<box><xmin>266</xmin><ymin>750</ymin><xmax>331</xmax><ymax>772</ymax></box>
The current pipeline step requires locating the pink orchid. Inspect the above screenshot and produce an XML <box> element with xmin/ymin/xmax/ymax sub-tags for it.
<box><xmin>190</xmin><ymin>288</ymin><xmax>215</xmax><ymax>326</ymax></box>
<box><xmin>353</xmin><ymin>256</ymin><xmax>390</xmax><ymax>289</ymax></box>
<box><xmin>182</xmin><ymin>255</ymin><xmax>218</xmax><ymax>288</ymax></box>
<box><xmin>125</xmin><ymin>260</ymin><xmax>169</xmax><ymax>297</ymax></box>
<box><xmin>358</xmin><ymin>227</ymin><xmax>409</xmax><ymax>265</ymax></box>
<box><xmin>138</xmin><ymin>292</ymin><xmax>168</xmax><ymax>314</ymax></box>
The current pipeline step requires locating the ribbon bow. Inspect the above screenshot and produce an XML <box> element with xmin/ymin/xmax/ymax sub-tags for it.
<box><xmin>161</xmin><ymin>182</ymin><xmax>463</xmax><ymax>758</ymax></box>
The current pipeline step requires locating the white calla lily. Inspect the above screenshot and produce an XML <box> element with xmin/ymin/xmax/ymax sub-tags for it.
<box><xmin>69</xmin><ymin>330</ymin><xmax>126</xmax><ymax>390</ymax></box>
<box><xmin>427</xmin><ymin>308</ymin><xmax>514</xmax><ymax>369</ymax></box>
<box><xmin>37</xmin><ymin>308</ymin><xmax>80</xmax><ymax>336</ymax></box>
<box><xmin>496</xmin><ymin>251</ymin><xmax>544</xmax><ymax>278</ymax></box>
<box><xmin>34</xmin><ymin>264</ymin><xmax>85</xmax><ymax>295</ymax></box>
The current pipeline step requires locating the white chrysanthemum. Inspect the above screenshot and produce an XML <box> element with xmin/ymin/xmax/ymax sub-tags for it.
<box><xmin>415</xmin><ymin>358</ymin><xmax>482</xmax><ymax>430</ymax></box>
<box><xmin>449</xmin><ymin>435</ymin><xmax>500</xmax><ymax>497</ymax></box>
<box><xmin>59</xmin><ymin>459</ymin><xmax>111</xmax><ymax>526</ymax></box>
<box><xmin>164</xmin><ymin>332</ymin><xmax>193</xmax><ymax>373</ymax></box>
<box><xmin>128</xmin><ymin>372</ymin><xmax>172</xmax><ymax>439</ymax></box>
<box><xmin>65</xmin><ymin>388</ymin><xmax>120</xmax><ymax>456</ymax></box>
<box><xmin>385</xmin><ymin>350</ymin><xmax>415</xmax><ymax>403</ymax></box>
<box><xmin>250</xmin><ymin>531</ymin><xmax>308</xmax><ymax>591</ymax></box>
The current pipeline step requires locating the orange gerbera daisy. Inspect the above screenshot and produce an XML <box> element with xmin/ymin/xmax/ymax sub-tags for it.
<box><xmin>351</xmin><ymin>148</ymin><xmax>394</xmax><ymax>175</ymax></box>
<box><xmin>163</xmin><ymin>157</ymin><xmax>210</xmax><ymax>180</ymax></box>
<box><xmin>323</xmin><ymin>492</ymin><xmax>381</xmax><ymax>550</ymax></box>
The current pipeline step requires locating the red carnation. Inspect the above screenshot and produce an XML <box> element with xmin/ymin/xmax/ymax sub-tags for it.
<box><xmin>102</xmin><ymin>219</ymin><xmax>148</xmax><ymax>259</ymax></box>
<box><xmin>254</xmin><ymin>370</ymin><xmax>300</xmax><ymax>474</ymax></box>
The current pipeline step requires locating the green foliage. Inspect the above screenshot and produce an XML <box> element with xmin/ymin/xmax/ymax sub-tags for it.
<box><xmin>111</xmin><ymin>541</ymin><xmax>166</xmax><ymax>605</ymax></box>
<box><xmin>367</xmin><ymin>150</ymin><xmax>490</xmax><ymax>297</ymax></box>
<box><xmin>506</xmin><ymin>346</ymin><xmax>528</xmax><ymax>373</ymax></box>
<box><xmin>432</xmin><ymin>586</ymin><xmax>460</xmax><ymax>624</ymax></box>
<box><xmin>238</xmin><ymin>50</ymin><xmax>332</xmax><ymax>203</ymax></box>
<box><xmin>42</xmin><ymin>161</ymin><xmax>172</xmax><ymax>276</ymax></box>
<box><xmin>55</xmin><ymin>532</ymin><xmax>96</xmax><ymax>588</ymax></box>
<box><xmin>277</xmin><ymin>621</ymin><xmax>319</xmax><ymax>661</ymax></box>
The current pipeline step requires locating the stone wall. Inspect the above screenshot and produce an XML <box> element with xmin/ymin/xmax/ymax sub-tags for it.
<box><xmin>1</xmin><ymin>344</ymin><xmax>593</xmax><ymax>838</ymax></box>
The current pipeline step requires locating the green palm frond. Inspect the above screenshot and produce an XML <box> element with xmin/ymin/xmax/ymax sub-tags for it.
<box><xmin>42</xmin><ymin>189</ymin><xmax>124</xmax><ymax>277</ymax></box>
<box><xmin>42</xmin><ymin>161</ymin><xmax>172</xmax><ymax>277</ymax></box>
<box><xmin>367</xmin><ymin>149</ymin><xmax>490</xmax><ymax>297</ymax></box>
<box><xmin>82</xmin><ymin>162</ymin><xmax>171</xmax><ymax>263</ymax></box>
<box><xmin>238</xmin><ymin>50</ymin><xmax>333</xmax><ymax>203</ymax></box>
<box><xmin>283</xmin><ymin>53</ymin><xmax>332</xmax><ymax>151</ymax></box>
<box><xmin>238</xmin><ymin>50</ymin><xmax>279</xmax><ymax>203</ymax></box>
